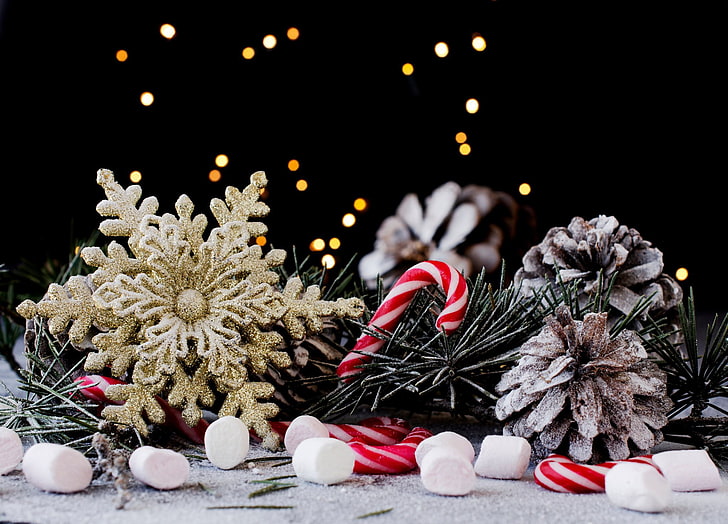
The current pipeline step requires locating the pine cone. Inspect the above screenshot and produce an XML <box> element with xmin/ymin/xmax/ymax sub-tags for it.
<box><xmin>495</xmin><ymin>305</ymin><xmax>672</xmax><ymax>463</ymax></box>
<box><xmin>514</xmin><ymin>215</ymin><xmax>682</xmax><ymax>330</ymax></box>
<box><xmin>263</xmin><ymin>318</ymin><xmax>350</xmax><ymax>419</ymax></box>
<box><xmin>359</xmin><ymin>181</ymin><xmax>537</xmax><ymax>289</ymax></box>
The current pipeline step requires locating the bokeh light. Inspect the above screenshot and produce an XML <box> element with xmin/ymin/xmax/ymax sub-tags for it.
<box><xmin>129</xmin><ymin>170</ymin><xmax>142</xmax><ymax>183</ymax></box>
<box><xmin>321</xmin><ymin>254</ymin><xmax>336</xmax><ymax>269</ymax></box>
<box><xmin>140</xmin><ymin>92</ymin><xmax>154</xmax><ymax>106</ymax></box>
<box><xmin>519</xmin><ymin>182</ymin><xmax>532</xmax><ymax>196</ymax></box>
<box><xmin>465</xmin><ymin>98</ymin><xmax>479</xmax><ymax>114</ymax></box>
<box><xmin>160</xmin><ymin>24</ymin><xmax>176</xmax><ymax>40</ymax></box>
<box><xmin>676</xmin><ymin>267</ymin><xmax>689</xmax><ymax>281</ymax></box>
<box><xmin>342</xmin><ymin>213</ymin><xmax>356</xmax><ymax>227</ymax></box>
<box><xmin>262</xmin><ymin>34</ymin><xmax>277</xmax><ymax>49</ymax></box>
<box><xmin>241</xmin><ymin>47</ymin><xmax>255</xmax><ymax>59</ymax></box>
<box><xmin>215</xmin><ymin>154</ymin><xmax>229</xmax><ymax>168</ymax></box>
<box><xmin>434</xmin><ymin>42</ymin><xmax>449</xmax><ymax>58</ymax></box>
<box><xmin>402</xmin><ymin>62</ymin><xmax>414</xmax><ymax>76</ymax></box>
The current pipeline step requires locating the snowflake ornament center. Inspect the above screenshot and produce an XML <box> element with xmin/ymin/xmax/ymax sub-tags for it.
<box><xmin>175</xmin><ymin>288</ymin><xmax>209</xmax><ymax>322</ymax></box>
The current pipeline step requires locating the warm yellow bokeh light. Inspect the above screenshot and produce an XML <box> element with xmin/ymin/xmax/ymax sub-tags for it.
<box><xmin>287</xmin><ymin>27</ymin><xmax>300</xmax><ymax>40</ymax></box>
<box><xmin>115</xmin><ymin>49</ymin><xmax>128</xmax><ymax>62</ymax></box>
<box><xmin>208</xmin><ymin>169</ymin><xmax>222</xmax><ymax>182</ymax></box>
<box><xmin>402</xmin><ymin>62</ymin><xmax>414</xmax><ymax>76</ymax></box>
<box><xmin>472</xmin><ymin>34</ymin><xmax>487</xmax><ymax>51</ymax></box>
<box><xmin>434</xmin><ymin>42</ymin><xmax>449</xmax><ymax>58</ymax></box>
<box><xmin>215</xmin><ymin>154</ymin><xmax>229</xmax><ymax>168</ymax></box>
<box><xmin>255</xmin><ymin>236</ymin><xmax>267</xmax><ymax>247</ymax></box>
<box><xmin>676</xmin><ymin>267</ymin><xmax>689</xmax><ymax>281</ymax></box>
<box><xmin>465</xmin><ymin>98</ymin><xmax>480</xmax><ymax>114</ymax></box>
<box><xmin>329</xmin><ymin>237</ymin><xmax>341</xmax><ymax>250</ymax></box>
<box><xmin>310</xmin><ymin>238</ymin><xmax>326</xmax><ymax>251</ymax></box>
<box><xmin>353</xmin><ymin>198</ymin><xmax>368</xmax><ymax>211</ymax></box>
<box><xmin>342</xmin><ymin>213</ymin><xmax>356</xmax><ymax>227</ymax></box>
<box><xmin>262</xmin><ymin>34</ymin><xmax>277</xmax><ymax>49</ymax></box>
<box><xmin>288</xmin><ymin>159</ymin><xmax>300</xmax><ymax>171</ymax></box>
<box><xmin>160</xmin><ymin>24</ymin><xmax>176</xmax><ymax>40</ymax></box>
<box><xmin>129</xmin><ymin>170</ymin><xmax>142</xmax><ymax>183</ymax></box>
<box><xmin>459</xmin><ymin>143</ymin><xmax>471</xmax><ymax>156</ymax></box>
<box><xmin>321</xmin><ymin>254</ymin><xmax>336</xmax><ymax>269</ymax></box>
<box><xmin>519</xmin><ymin>182</ymin><xmax>532</xmax><ymax>196</ymax></box>
<box><xmin>295</xmin><ymin>179</ymin><xmax>308</xmax><ymax>191</ymax></box>
<box><xmin>242</xmin><ymin>47</ymin><xmax>255</xmax><ymax>59</ymax></box>
<box><xmin>140</xmin><ymin>92</ymin><xmax>154</xmax><ymax>106</ymax></box>
<box><xmin>455</xmin><ymin>132</ymin><xmax>467</xmax><ymax>144</ymax></box>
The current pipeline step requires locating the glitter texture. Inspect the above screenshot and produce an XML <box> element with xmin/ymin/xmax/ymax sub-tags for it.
<box><xmin>17</xmin><ymin>169</ymin><xmax>364</xmax><ymax>448</ymax></box>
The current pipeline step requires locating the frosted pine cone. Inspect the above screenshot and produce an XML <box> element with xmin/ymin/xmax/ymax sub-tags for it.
<box><xmin>514</xmin><ymin>215</ymin><xmax>682</xmax><ymax>329</ymax></box>
<box><xmin>495</xmin><ymin>305</ymin><xmax>672</xmax><ymax>463</ymax></box>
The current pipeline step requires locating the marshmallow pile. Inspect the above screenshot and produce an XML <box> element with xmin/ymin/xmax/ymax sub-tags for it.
<box><xmin>415</xmin><ymin>433</ymin><xmax>532</xmax><ymax>496</ymax></box>
<box><xmin>603</xmin><ymin>449</ymin><xmax>723</xmax><ymax>513</ymax></box>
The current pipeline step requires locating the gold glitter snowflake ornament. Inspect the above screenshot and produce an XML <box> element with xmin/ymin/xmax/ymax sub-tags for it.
<box><xmin>18</xmin><ymin>169</ymin><xmax>364</xmax><ymax>449</ymax></box>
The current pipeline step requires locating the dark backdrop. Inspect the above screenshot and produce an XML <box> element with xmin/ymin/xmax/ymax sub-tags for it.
<box><xmin>0</xmin><ymin>1</ymin><xmax>724</xmax><ymax>309</ymax></box>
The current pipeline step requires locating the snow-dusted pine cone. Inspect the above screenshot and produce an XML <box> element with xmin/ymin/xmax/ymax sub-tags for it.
<box><xmin>495</xmin><ymin>305</ymin><xmax>672</xmax><ymax>463</ymax></box>
<box><xmin>514</xmin><ymin>215</ymin><xmax>682</xmax><ymax>329</ymax></box>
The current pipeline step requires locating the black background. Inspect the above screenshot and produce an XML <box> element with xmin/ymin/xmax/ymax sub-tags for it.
<box><xmin>0</xmin><ymin>1</ymin><xmax>724</xmax><ymax>309</ymax></box>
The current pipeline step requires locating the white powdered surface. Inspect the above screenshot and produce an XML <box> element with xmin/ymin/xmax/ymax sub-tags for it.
<box><xmin>1</xmin><ymin>417</ymin><xmax>727</xmax><ymax>524</ymax></box>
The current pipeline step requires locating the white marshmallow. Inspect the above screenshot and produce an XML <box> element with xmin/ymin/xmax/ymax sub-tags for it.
<box><xmin>284</xmin><ymin>415</ymin><xmax>329</xmax><ymax>455</ymax></box>
<box><xmin>605</xmin><ymin>462</ymin><xmax>672</xmax><ymax>513</ymax></box>
<box><xmin>292</xmin><ymin>437</ymin><xmax>354</xmax><ymax>485</ymax></box>
<box><xmin>204</xmin><ymin>416</ymin><xmax>250</xmax><ymax>469</ymax></box>
<box><xmin>129</xmin><ymin>446</ymin><xmax>190</xmax><ymax>490</ymax></box>
<box><xmin>0</xmin><ymin>427</ymin><xmax>24</xmax><ymax>475</ymax></box>
<box><xmin>22</xmin><ymin>443</ymin><xmax>93</xmax><ymax>493</ymax></box>
<box><xmin>651</xmin><ymin>449</ymin><xmax>722</xmax><ymax>492</ymax></box>
<box><xmin>474</xmin><ymin>434</ymin><xmax>531</xmax><ymax>480</ymax></box>
<box><xmin>420</xmin><ymin>447</ymin><xmax>476</xmax><ymax>496</ymax></box>
<box><xmin>415</xmin><ymin>431</ymin><xmax>475</xmax><ymax>467</ymax></box>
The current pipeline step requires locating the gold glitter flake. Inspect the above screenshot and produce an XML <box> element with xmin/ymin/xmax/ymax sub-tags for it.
<box><xmin>17</xmin><ymin>169</ymin><xmax>364</xmax><ymax>448</ymax></box>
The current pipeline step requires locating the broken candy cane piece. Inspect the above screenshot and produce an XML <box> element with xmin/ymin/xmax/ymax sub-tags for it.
<box><xmin>474</xmin><ymin>435</ymin><xmax>531</xmax><ymax>480</ymax></box>
<box><xmin>129</xmin><ymin>446</ymin><xmax>190</xmax><ymax>490</ymax></box>
<box><xmin>415</xmin><ymin>431</ymin><xmax>475</xmax><ymax>468</ymax></box>
<box><xmin>651</xmin><ymin>449</ymin><xmax>723</xmax><ymax>492</ymax></box>
<box><xmin>534</xmin><ymin>454</ymin><xmax>658</xmax><ymax>493</ymax></box>
<box><xmin>75</xmin><ymin>375</ymin><xmax>208</xmax><ymax>444</ymax></box>
<box><xmin>0</xmin><ymin>427</ymin><xmax>24</xmax><ymax>475</ymax></box>
<box><xmin>605</xmin><ymin>462</ymin><xmax>672</xmax><ymax>513</ymax></box>
<box><xmin>292</xmin><ymin>437</ymin><xmax>355</xmax><ymax>485</ymax></box>
<box><xmin>22</xmin><ymin>443</ymin><xmax>93</xmax><ymax>493</ymax></box>
<box><xmin>420</xmin><ymin>447</ymin><xmax>476</xmax><ymax>496</ymax></box>
<box><xmin>284</xmin><ymin>415</ymin><xmax>329</xmax><ymax>454</ymax></box>
<box><xmin>204</xmin><ymin>416</ymin><xmax>250</xmax><ymax>470</ymax></box>
<box><xmin>348</xmin><ymin>426</ymin><xmax>433</xmax><ymax>474</ymax></box>
<box><xmin>337</xmin><ymin>260</ymin><xmax>468</xmax><ymax>380</ymax></box>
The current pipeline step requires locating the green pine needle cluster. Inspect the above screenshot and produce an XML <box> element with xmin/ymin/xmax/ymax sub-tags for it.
<box><xmin>307</xmin><ymin>267</ymin><xmax>554</xmax><ymax>420</ymax></box>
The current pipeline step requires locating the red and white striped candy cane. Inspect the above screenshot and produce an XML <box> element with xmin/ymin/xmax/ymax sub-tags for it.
<box><xmin>270</xmin><ymin>417</ymin><xmax>432</xmax><ymax>474</ymax></box>
<box><xmin>534</xmin><ymin>454</ymin><xmax>660</xmax><ymax>494</ymax></box>
<box><xmin>337</xmin><ymin>260</ymin><xmax>468</xmax><ymax>380</ymax></box>
<box><xmin>75</xmin><ymin>375</ymin><xmax>209</xmax><ymax>444</ymax></box>
<box><xmin>269</xmin><ymin>416</ymin><xmax>411</xmax><ymax>446</ymax></box>
<box><xmin>348</xmin><ymin>426</ymin><xmax>432</xmax><ymax>474</ymax></box>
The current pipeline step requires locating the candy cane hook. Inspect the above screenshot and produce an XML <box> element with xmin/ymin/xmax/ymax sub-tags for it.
<box><xmin>337</xmin><ymin>260</ymin><xmax>468</xmax><ymax>380</ymax></box>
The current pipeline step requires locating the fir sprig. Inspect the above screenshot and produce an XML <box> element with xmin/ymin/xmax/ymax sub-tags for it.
<box><xmin>645</xmin><ymin>289</ymin><xmax>728</xmax><ymax>419</ymax></box>
<box><xmin>0</xmin><ymin>317</ymin><xmax>101</xmax><ymax>450</ymax></box>
<box><xmin>307</xmin><ymin>267</ymin><xmax>551</xmax><ymax>420</ymax></box>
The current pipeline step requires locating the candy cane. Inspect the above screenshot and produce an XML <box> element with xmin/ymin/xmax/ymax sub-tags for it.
<box><xmin>348</xmin><ymin>426</ymin><xmax>432</xmax><ymax>474</ymax></box>
<box><xmin>534</xmin><ymin>454</ymin><xmax>660</xmax><ymax>494</ymax></box>
<box><xmin>75</xmin><ymin>375</ymin><xmax>209</xmax><ymax>444</ymax></box>
<box><xmin>270</xmin><ymin>417</ymin><xmax>432</xmax><ymax>474</ymax></box>
<box><xmin>337</xmin><ymin>260</ymin><xmax>468</xmax><ymax>380</ymax></box>
<box><xmin>269</xmin><ymin>416</ymin><xmax>411</xmax><ymax>446</ymax></box>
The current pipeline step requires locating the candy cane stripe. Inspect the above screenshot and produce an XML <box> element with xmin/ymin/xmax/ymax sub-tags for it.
<box><xmin>338</xmin><ymin>261</ymin><xmax>468</xmax><ymax>380</ymax></box>
<box><xmin>534</xmin><ymin>453</ymin><xmax>660</xmax><ymax>494</ymax></box>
